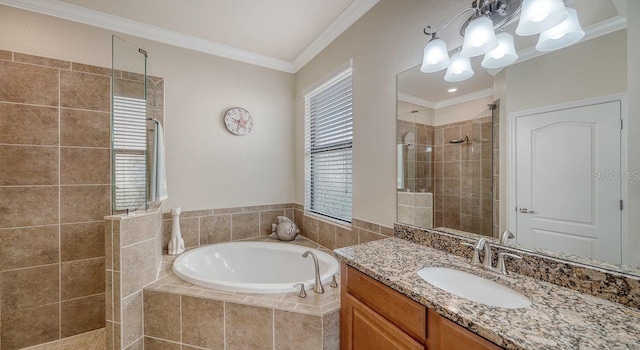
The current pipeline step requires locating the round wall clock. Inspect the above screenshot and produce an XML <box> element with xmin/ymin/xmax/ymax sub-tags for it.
<box><xmin>224</xmin><ymin>107</ymin><xmax>254</xmax><ymax>136</ymax></box>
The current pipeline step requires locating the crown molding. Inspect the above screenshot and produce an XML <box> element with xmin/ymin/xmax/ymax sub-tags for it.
<box><xmin>292</xmin><ymin>0</ymin><xmax>380</xmax><ymax>71</ymax></box>
<box><xmin>0</xmin><ymin>0</ymin><xmax>379</xmax><ymax>74</ymax></box>
<box><xmin>434</xmin><ymin>88</ymin><xmax>494</xmax><ymax>109</ymax></box>
<box><xmin>487</xmin><ymin>15</ymin><xmax>627</xmax><ymax>76</ymax></box>
<box><xmin>397</xmin><ymin>93</ymin><xmax>436</xmax><ymax>109</ymax></box>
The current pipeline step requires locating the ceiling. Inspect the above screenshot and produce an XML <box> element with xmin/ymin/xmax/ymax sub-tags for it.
<box><xmin>398</xmin><ymin>0</ymin><xmax>623</xmax><ymax>106</ymax></box>
<box><xmin>1</xmin><ymin>0</ymin><xmax>379</xmax><ymax>73</ymax></box>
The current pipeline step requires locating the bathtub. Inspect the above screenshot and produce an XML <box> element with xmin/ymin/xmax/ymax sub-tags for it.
<box><xmin>172</xmin><ymin>241</ymin><xmax>340</xmax><ymax>293</ymax></box>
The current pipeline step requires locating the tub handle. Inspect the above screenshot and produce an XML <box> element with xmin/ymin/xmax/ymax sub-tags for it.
<box><xmin>330</xmin><ymin>274</ymin><xmax>339</xmax><ymax>288</ymax></box>
<box><xmin>293</xmin><ymin>283</ymin><xmax>307</xmax><ymax>298</ymax></box>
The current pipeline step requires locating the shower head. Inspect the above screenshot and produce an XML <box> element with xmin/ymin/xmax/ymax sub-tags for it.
<box><xmin>448</xmin><ymin>135</ymin><xmax>469</xmax><ymax>144</ymax></box>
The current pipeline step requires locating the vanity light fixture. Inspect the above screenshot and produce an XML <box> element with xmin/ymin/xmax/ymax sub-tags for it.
<box><xmin>420</xmin><ymin>0</ymin><xmax>584</xmax><ymax>81</ymax></box>
<box><xmin>448</xmin><ymin>88</ymin><xmax>458</xmax><ymax>92</ymax></box>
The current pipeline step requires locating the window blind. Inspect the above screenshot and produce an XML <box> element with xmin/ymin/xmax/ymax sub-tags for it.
<box><xmin>304</xmin><ymin>69</ymin><xmax>353</xmax><ymax>223</ymax></box>
<box><xmin>113</xmin><ymin>95</ymin><xmax>147</xmax><ymax>211</ymax></box>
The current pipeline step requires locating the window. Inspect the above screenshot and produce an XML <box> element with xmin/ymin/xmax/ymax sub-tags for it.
<box><xmin>304</xmin><ymin>68</ymin><xmax>353</xmax><ymax>223</ymax></box>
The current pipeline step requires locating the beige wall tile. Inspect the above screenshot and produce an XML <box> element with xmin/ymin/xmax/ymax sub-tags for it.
<box><xmin>0</xmin><ymin>103</ymin><xmax>58</xmax><ymax>145</ymax></box>
<box><xmin>0</xmin><ymin>50</ymin><xmax>11</xmax><ymax>60</ymax></box>
<box><xmin>335</xmin><ymin>226</ymin><xmax>357</xmax><ymax>248</ymax></box>
<box><xmin>106</xmin><ymin>321</ymin><xmax>114</xmax><ymax>350</ymax></box>
<box><xmin>303</xmin><ymin>216</ymin><xmax>318</xmax><ymax>242</ymax></box>
<box><xmin>106</xmin><ymin>271</ymin><xmax>113</xmax><ymax>322</ymax></box>
<box><xmin>162</xmin><ymin>217</ymin><xmax>199</xmax><ymax>249</ymax></box>
<box><xmin>0</xmin><ymin>145</ymin><xmax>58</xmax><ymax>185</ymax></box>
<box><xmin>294</xmin><ymin>209</ymin><xmax>304</xmax><ymax>234</ymax></box>
<box><xmin>113</xmin><ymin>272</ymin><xmax>121</xmax><ymax>323</ymax></box>
<box><xmin>225</xmin><ymin>303</ymin><xmax>273</xmax><ymax>350</ymax></box>
<box><xmin>60</xmin><ymin>70</ymin><xmax>110</xmax><ymax>111</ymax></box>
<box><xmin>105</xmin><ymin>220</ymin><xmax>113</xmax><ymax>269</ymax></box>
<box><xmin>231</xmin><ymin>212</ymin><xmax>259</xmax><ymax>241</ymax></box>
<box><xmin>124</xmin><ymin>338</ymin><xmax>144</xmax><ymax>350</ymax></box>
<box><xmin>60</xmin><ymin>185</ymin><xmax>110</xmax><ymax>223</ymax></box>
<box><xmin>0</xmin><ymin>60</ymin><xmax>59</xmax><ymax>106</ymax></box>
<box><xmin>323</xmin><ymin>310</ymin><xmax>340</xmax><ymax>350</ymax></box>
<box><xmin>60</xmin><ymin>108</ymin><xmax>110</xmax><ymax>148</ymax></box>
<box><xmin>121</xmin><ymin>240</ymin><xmax>156</xmax><ymax>297</ymax></box>
<box><xmin>200</xmin><ymin>214</ymin><xmax>231</xmax><ymax>245</ymax></box>
<box><xmin>259</xmin><ymin>209</ymin><xmax>284</xmax><ymax>236</ymax></box>
<box><xmin>114</xmin><ymin>77</ymin><xmax>145</xmax><ymax>100</ymax></box>
<box><xmin>243</xmin><ymin>205</ymin><xmax>271</xmax><ymax>212</ymax></box>
<box><xmin>352</xmin><ymin>218</ymin><xmax>380</xmax><ymax>233</ymax></box>
<box><xmin>60</xmin><ymin>147</ymin><xmax>110</xmax><ymax>185</ymax></box>
<box><xmin>143</xmin><ymin>291</ymin><xmax>180</xmax><ymax>342</ymax></box>
<box><xmin>181</xmin><ymin>296</ymin><xmax>224</xmax><ymax>349</ymax></box>
<box><xmin>317</xmin><ymin>220</ymin><xmax>336</xmax><ymax>250</ymax></box>
<box><xmin>358</xmin><ymin>229</ymin><xmax>386</xmax><ymax>244</ymax></box>
<box><xmin>122</xmin><ymin>291</ymin><xmax>143</xmax><ymax>348</ymax></box>
<box><xmin>1</xmin><ymin>264</ymin><xmax>59</xmax><ymax>311</ymax></box>
<box><xmin>61</xmin><ymin>293</ymin><xmax>105</xmax><ymax>337</ymax></box>
<box><xmin>380</xmin><ymin>226</ymin><xmax>395</xmax><ymax>237</ymax></box>
<box><xmin>121</xmin><ymin>212</ymin><xmax>160</xmax><ymax>247</ymax></box>
<box><xmin>71</xmin><ymin>62</ymin><xmax>111</xmax><ymax>76</ymax></box>
<box><xmin>113</xmin><ymin>221</ymin><xmax>121</xmax><ymax>271</ymax></box>
<box><xmin>274</xmin><ymin>310</ymin><xmax>322</xmax><ymax>350</ymax></box>
<box><xmin>61</xmin><ymin>257</ymin><xmax>105</xmax><ymax>300</ymax></box>
<box><xmin>144</xmin><ymin>337</ymin><xmax>180</xmax><ymax>350</ymax></box>
<box><xmin>60</xmin><ymin>221</ymin><xmax>105</xmax><ymax>261</ymax></box>
<box><xmin>0</xmin><ymin>303</ymin><xmax>60</xmax><ymax>350</ymax></box>
<box><xmin>13</xmin><ymin>53</ymin><xmax>71</xmax><ymax>69</ymax></box>
<box><xmin>0</xmin><ymin>225</ymin><xmax>58</xmax><ymax>270</ymax></box>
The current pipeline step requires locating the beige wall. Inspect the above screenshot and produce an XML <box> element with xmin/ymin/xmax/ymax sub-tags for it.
<box><xmin>433</xmin><ymin>96</ymin><xmax>494</xmax><ymax>126</ymax></box>
<box><xmin>0</xmin><ymin>6</ymin><xmax>295</xmax><ymax>212</ymax></box>
<box><xmin>294</xmin><ymin>0</ymin><xmax>468</xmax><ymax>226</ymax></box>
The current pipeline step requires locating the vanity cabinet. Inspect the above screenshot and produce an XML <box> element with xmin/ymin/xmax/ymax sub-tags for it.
<box><xmin>340</xmin><ymin>263</ymin><xmax>502</xmax><ymax>350</ymax></box>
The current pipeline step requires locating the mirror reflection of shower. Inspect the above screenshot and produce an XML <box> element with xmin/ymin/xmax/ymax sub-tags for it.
<box><xmin>397</xmin><ymin>109</ymin><xmax>433</xmax><ymax>193</ymax></box>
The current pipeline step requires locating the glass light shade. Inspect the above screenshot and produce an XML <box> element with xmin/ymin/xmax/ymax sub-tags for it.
<box><xmin>516</xmin><ymin>0</ymin><xmax>568</xmax><ymax>36</ymax></box>
<box><xmin>481</xmin><ymin>32</ymin><xmax>518</xmax><ymax>69</ymax></box>
<box><xmin>536</xmin><ymin>8</ymin><xmax>585</xmax><ymax>52</ymax></box>
<box><xmin>444</xmin><ymin>53</ymin><xmax>474</xmax><ymax>82</ymax></box>
<box><xmin>460</xmin><ymin>16</ymin><xmax>498</xmax><ymax>57</ymax></box>
<box><xmin>420</xmin><ymin>38</ymin><xmax>450</xmax><ymax>73</ymax></box>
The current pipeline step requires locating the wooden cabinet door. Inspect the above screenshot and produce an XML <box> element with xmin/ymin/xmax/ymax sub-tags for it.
<box><xmin>342</xmin><ymin>294</ymin><xmax>424</xmax><ymax>350</ymax></box>
<box><xmin>426</xmin><ymin>309</ymin><xmax>502</xmax><ymax>350</ymax></box>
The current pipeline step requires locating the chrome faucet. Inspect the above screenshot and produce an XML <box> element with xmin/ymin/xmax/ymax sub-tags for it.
<box><xmin>499</xmin><ymin>230</ymin><xmax>515</xmax><ymax>245</ymax></box>
<box><xmin>302</xmin><ymin>250</ymin><xmax>324</xmax><ymax>294</ymax></box>
<box><xmin>462</xmin><ymin>238</ymin><xmax>497</xmax><ymax>272</ymax></box>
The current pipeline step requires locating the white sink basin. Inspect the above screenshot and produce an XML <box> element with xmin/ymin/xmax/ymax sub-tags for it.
<box><xmin>417</xmin><ymin>267</ymin><xmax>532</xmax><ymax>309</ymax></box>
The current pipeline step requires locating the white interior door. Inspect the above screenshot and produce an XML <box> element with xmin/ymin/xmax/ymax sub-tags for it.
<box><xmin>515</xmin><ymin>101</ymin><xmax>622</xmax><ymax>264</ymax></box>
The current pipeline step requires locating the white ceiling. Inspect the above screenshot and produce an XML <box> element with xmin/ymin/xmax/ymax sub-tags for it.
<box><xmin>1</xmin><ymin>0</ymin><xmax>379</xmax><ymax>72</ymax></box>
<box><xmin>398</xmin><ymin>0</ymin><xmax>623</xmax><ymax>106</ymax></box>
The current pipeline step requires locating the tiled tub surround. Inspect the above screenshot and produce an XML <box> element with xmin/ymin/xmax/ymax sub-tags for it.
<box><xmin>335</xmin><ymin>237</ymin><xmax>640</xmax><ymax>349</ymax></box>
<box><xmin>0</xmin><ymin>50</ymin><xmax>113</xmax><ymax>349</ymax></box>
<box><xmin>163</xmin><ymin>203</ymin><xmax>393</xmax><ymax>252</ymax></box>
<box><xmin>105</xmin><ymin>203</ymin><xmax>164</xmax><ymax>350</ymax></box>
<box><xmin>395</xmin><ymin>224</ymin><xmax>640</xmax><ymax>309</ymax></box>
<box><xmin>142</xmin><ymin>236</ymin><xmax>340</xmax><ymax>350</ymax></box>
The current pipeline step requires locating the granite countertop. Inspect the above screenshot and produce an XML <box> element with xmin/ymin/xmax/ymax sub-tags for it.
<box><xmin>334</xmin><ymin>237</ymin><xmax>640</xmax><ymax>350</ymax></box>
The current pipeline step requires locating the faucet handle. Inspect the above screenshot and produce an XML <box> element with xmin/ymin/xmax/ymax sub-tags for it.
<box><xmin>330</xmin><ymin>275</ymin><xmax>338</xmax><ymax>288</ymax></box>
<box><xmin>293</xmin><ymin>283</ymin><xmax>307</xmax><ymax>298</ymax></box>
<box><xmin>460</xmin><ymin>242</ymin><xmax>482</xmax><ymax>266</ymax></box>
<box><xmin>496</xmin><ymin>252</ymin><xmax>522</xmax><ymax>275</ymax></box>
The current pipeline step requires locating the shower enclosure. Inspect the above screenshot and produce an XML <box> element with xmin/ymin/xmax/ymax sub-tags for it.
<box><xmin>397</xmin><ymin>105</ymin><xmax>497</xmax><ymax>236</ymax></box>
<box><xmin>111</xmin><ymin>36</ymin><xmax>162</xmax><ymax>214</ymax></box>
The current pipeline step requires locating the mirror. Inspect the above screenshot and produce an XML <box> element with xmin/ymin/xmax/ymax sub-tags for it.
<box><xmin>397</xmin><ymin>0</ymin><xmax>639</xmax><ymax>271</ymax></box>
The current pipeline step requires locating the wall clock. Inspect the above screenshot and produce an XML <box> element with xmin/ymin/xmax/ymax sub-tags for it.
<box><xmin>224</xmin><ymin>107</ymin><xmax>253</xmax><ymax>136</ymax></box>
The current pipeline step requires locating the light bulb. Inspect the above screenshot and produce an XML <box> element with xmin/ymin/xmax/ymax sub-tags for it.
<box><xmin>444</xmin><ymin>53</ymin><xmax>474</xmax><ymax>82</ymax></box>
<box><xmin>420</xmin><ymin>37</ymin><xmax>450</xmax><ymax>73</ymax></box>
<box><xmin>536</xmin><ymin>7</ymin><xmax>584</xmax><ymax>51</ymax></box>
<box><xmin>461</xmin><ymin>16</ymin><xmax>498</xmax><ymax>57</ymax></box>
<box><xmin>516</xmin><ymin>0</ymin><xmax>568</xmax><ymax>36</ymax></box>
<box><xmin>482</xmin><ymin>32</ymin><xmax>518</xmax><ymax>69</ymax></box>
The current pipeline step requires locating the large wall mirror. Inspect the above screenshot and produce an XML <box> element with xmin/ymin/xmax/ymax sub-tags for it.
<box><xmin>397</xmin><ymin>0</ymin><xmax>638</xmax><ymax>271</ymax></box>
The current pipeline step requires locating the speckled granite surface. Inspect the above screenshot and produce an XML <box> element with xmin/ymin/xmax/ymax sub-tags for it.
<box><xmin>396</xmin><ymin>224</ymin><xmax>640</xmax><ymax>309</ymax></box>
<box><xmin>335</xmin><ymin>237</ymin><xmax>640</xmax><ymax>350</ymax></box>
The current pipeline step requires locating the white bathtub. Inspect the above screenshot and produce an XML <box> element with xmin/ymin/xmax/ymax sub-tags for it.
<box><xmin>172</xmin><ymin>241</ymin><xmax>340</xmax><ymax>293</ymax></box>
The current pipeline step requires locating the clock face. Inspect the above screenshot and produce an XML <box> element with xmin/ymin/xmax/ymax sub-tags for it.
<box><xmin>224</xmin><ymin>107</ymin><xmax>254</xmax><ymax>136</ymax></box>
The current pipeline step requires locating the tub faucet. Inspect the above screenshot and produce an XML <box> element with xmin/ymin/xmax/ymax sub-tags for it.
<box><xmin>302</xmin><ymin>250</ymin><xmax>324</xmax><ymax>294</ymax></box>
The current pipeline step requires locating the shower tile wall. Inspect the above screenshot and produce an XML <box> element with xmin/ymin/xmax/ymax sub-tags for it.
<box><xmin>397</xmin><ymin>120</ymin><xmax>434</xmax><ymax>192</ymax></box>
<box><xmin>0</xmin><ymin>50</ymin><xmax>165</xmax><ymax>350</ymax></box>
<box><xmin>433</xmin><ymin>117</ymin><xmax>495</xmax><ymax>236</ymax></box>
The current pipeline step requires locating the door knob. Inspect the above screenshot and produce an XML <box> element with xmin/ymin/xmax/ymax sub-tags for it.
<box><xmin>519</xmin><ymin>207</ymin><xmax>536</xmax><ymax>214</ymax></box>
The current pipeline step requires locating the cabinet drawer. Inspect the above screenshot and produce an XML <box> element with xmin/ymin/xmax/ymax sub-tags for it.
<box><xmin>344</xmin><ymin>265</ymin><xmax>426</xmax><ymax>343</ymax></box>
